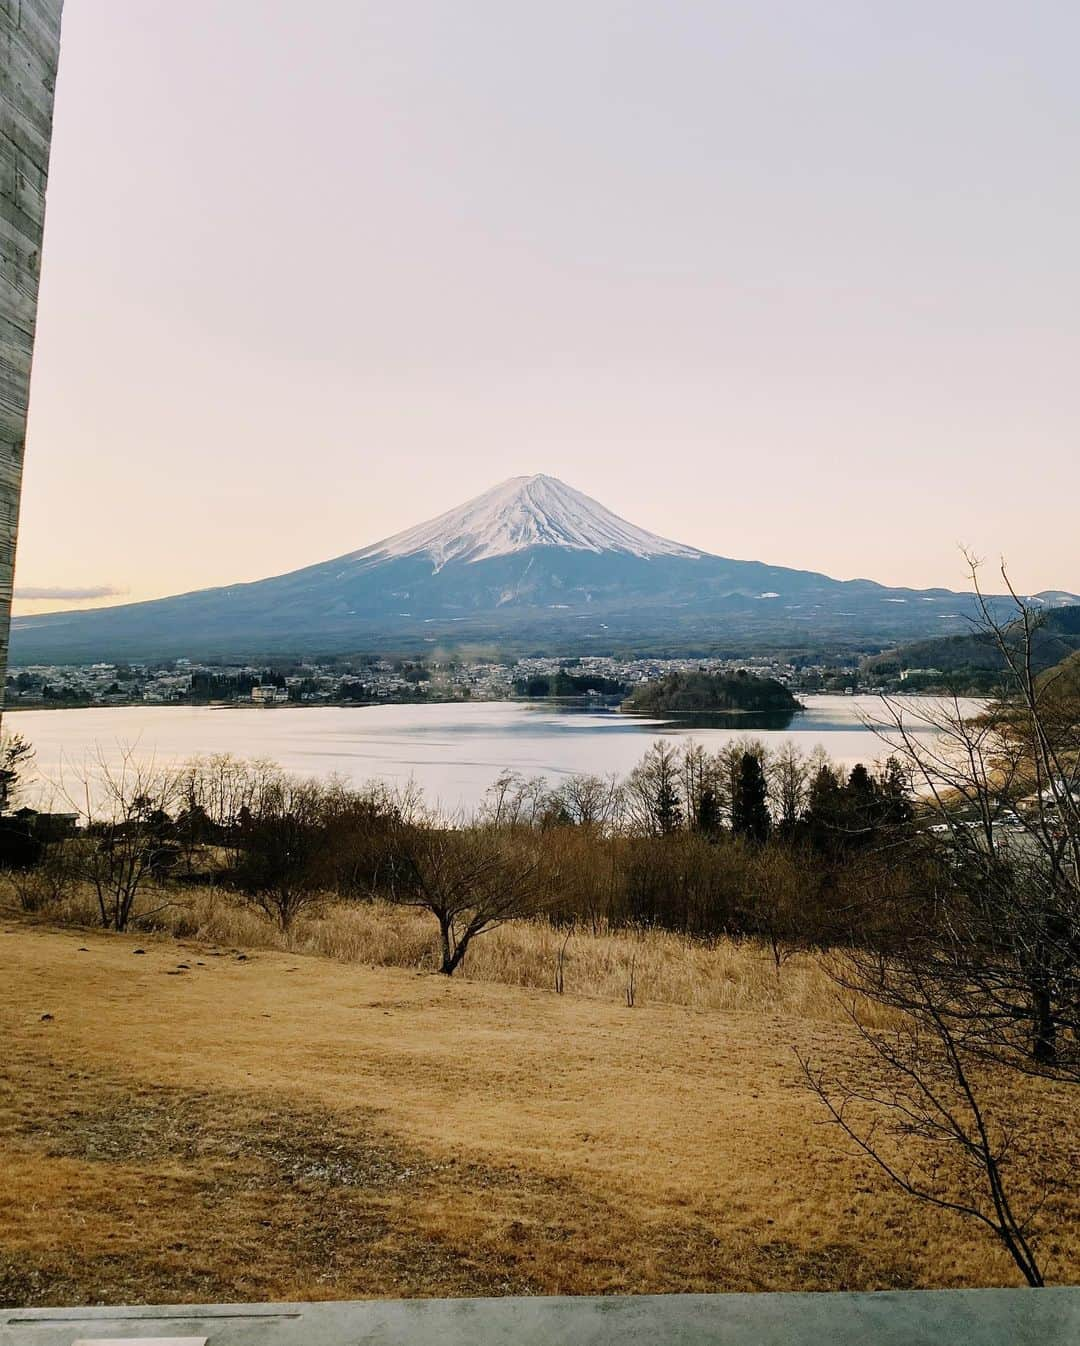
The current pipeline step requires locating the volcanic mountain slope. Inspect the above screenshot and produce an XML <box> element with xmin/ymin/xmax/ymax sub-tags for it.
<box><xmin>11</xmin><ymin>475</ymin><xmax>1078</xmax><ymax>661</ymax></box>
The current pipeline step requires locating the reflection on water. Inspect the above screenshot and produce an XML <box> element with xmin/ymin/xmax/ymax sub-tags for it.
<box><xmin>11</xmin><ymin>695</ymin><xmax>983</xmax><ymax>815</ymax></box>
<box><xmin>621</xmin><ymin>708</ymin><xmax>800</xmax><ymax>732</ymax></box>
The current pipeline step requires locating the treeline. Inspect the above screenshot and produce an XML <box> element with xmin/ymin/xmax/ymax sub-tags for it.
<box><xmin>6</xmin><ymin>738</ymin><xmax>929</xmax><ymax>968</ymax></box>
<box><xmin>476</xmin><ymin>739</ymin><xmax>922</xmax><ymax>951</ymax></box>
<box><xmin>190</xmin><ymin>671</ymin><xmax>269</xmax><ymax>699</ymax></box>
<box><xmin>514</xmin><ymin>671</ymin><xmax>626</xmax><ymax>697</ymax></box>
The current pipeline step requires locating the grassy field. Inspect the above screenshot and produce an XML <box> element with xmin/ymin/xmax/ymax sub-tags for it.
<box><xmin>2</xmin><ymin>912</ymin><xmax>1078</xmax><ymax>1306</ymax></box>
<box><xmin>11</xmin><ymin>885</ymin><xmax>894</xmax><ymax>1023</ymax></box>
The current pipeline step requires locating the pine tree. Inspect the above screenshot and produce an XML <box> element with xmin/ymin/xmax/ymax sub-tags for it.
<box><xmin>878</xmin><ymin>755</ymin><xmax>914</xmax><ymax>827</ymax></box>
<box><xmin>846</xmin><ymin>762</ymin><xmax>876</xmax><ymax>802</ymax></box>
<box><xmin>801</xmin><ymin>763</ymin><xmax>846</xmax><ymax>853</ymax></box>
<box><xmin>844</xmin><ymin>762</ymin><xmax>878</xmax><ymax>842</ymax></box>
<box><xmin>732</xmin><ymin>752</ymin><xmax>770</xmax><ymax>843</ymax></box>
<box><xmin>655</xmin><ymin>773</ymin><xmax>684</xmax><ymax>836</ymax></box>
<box><xmin>696</xmin><ymin>785</ymin><xmax>722</xmax><ymax>837</ymax></box>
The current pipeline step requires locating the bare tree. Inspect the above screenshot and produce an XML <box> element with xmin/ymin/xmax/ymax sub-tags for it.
<box><xmin>380</xmin><ymin>824</ymin><xmax>547</xmax><ymax>974</ymax></box>
<box><xmin>231</xmin><ymin>775</ymin><xmax>340</xmax><ymax>931</ymax></box>
<box><xmin>550</xmin><ymin>772</ymin><xmax>623</xmax><ymax>831</ymax></box>
<box><xmin>61</xmin><ymin>747</ymin><xmax>182</xmax><ymax>932</ymax></box>
<box><xmin>799</xmin><ymin>1000</ymin><xmax>1049</xmax><ymax>1286</ymax></box>
<box><xmin>868</xmin><ymin>567</ymin><xmax>1080</xmax><ymax>1079</ymax></box>
<box><xmin>806</xmin><ymin>563</ymin><xmax>1080</xmax><ymax>1287</ymax></box>
<box><xmin>539</xmin><ymin>822</ymin><xmax>621</xmax><ymax>934</ymax></box>
<box><xmin>768</xmin><ymin>741</ymin><xmax>812</xmax><ymax>834</ymax></box>
<box><xmin>479</xmin><ymin>771</ymin><xmax>552</xmax><ymax>829</ymax></box>
<box><xmin>554</xmin><ymin>925</ymin><xmax>571</xmax><ymax>994</ymax></box>
<box><xmin>624</xmin><ymin>740</ymin><xmax>684</xmax><ymax>836</ymax></box>
<box><xmin>743</xmin><ymin>843</ymin><xmax>805</xmax><ymax>968</ymax></box>
<box><xmin>179</xmin><ymin>753</ymin><xmax>283</xmax><ymax>865</ymax></box>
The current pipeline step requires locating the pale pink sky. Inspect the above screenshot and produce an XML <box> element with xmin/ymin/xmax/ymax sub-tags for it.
<box><xmin>15</xmin><ymin>0</ymin><xmax>1080</xmax><ymax>615</ymax></box>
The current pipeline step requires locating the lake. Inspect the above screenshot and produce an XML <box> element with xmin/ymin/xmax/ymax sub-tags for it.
<box><xmin>8</xmin><ymin>695</ymin><xmax>980</xmax><ymax>815</ymax></box>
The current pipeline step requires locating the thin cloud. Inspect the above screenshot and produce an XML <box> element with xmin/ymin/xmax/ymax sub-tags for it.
<box><xmin>13</xmin><ymin>584</ymin><xmax>126</xmax><ymax>601</ymax></box>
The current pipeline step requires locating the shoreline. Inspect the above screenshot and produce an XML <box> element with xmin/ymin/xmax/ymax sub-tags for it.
<box><xmin>2</xmin><ymin>693</ymin><xmax>874</xmax><ymax>716</ymax></box>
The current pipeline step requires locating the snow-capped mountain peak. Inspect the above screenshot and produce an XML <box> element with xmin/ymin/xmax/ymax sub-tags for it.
<box><xmin>19</xmin><ymin>471</ymin><xmax>1073</xmax><ymax>663</ymax></box>
<box><xmin>354</xmin><ymin>474</ymin><xmax>707</xmax><ymax>570</ymax></box>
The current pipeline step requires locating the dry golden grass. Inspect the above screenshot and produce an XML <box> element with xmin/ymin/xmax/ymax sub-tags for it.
<box><xmin>11</xmin><ymin>879</ymin><xmax>893</xmax><ymax>1025</ymax></box>
<box><xmin>2</xmin><ymin>908</ymin><xmax>1078</xmax><ymax>1307</ymax></box>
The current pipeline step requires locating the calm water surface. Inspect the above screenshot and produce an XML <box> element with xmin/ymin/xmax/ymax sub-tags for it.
<box><xmin>10</xmin><ymin>696</ymin><xmax>981</xmax><ymax>814</ymax></box>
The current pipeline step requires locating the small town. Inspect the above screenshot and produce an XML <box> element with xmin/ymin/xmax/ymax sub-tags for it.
<box><xmin>3</xmin><ymin>651</ymin><xmax>876</xmax><ymax>709</ymax></box>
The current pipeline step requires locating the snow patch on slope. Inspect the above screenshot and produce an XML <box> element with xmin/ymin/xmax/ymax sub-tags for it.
<box><xmin>351</xmin><ymin>475</ymin><xmax>706</xmax><ymax>571</ymax></box>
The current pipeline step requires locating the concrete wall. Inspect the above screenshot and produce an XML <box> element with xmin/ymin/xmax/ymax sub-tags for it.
<box><xmin>4</xmin><ymin>1290</ymin><xmax>1080</xmax><ymax>1345</ymax></box>
<box><xmin>0</xmin><ymin>0</ymin><xmax>63</xmax><ymax>708</ymax></box>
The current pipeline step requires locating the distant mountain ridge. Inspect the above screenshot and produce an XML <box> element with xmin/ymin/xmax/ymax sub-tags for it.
<box><xmin>11</xmin><ymin>475</ymin><xmax>1080</xmax><ymax>662</ymax></box>
<box><xmin>862</xmin><ymin>605</ymin><xmax>1080</xmax><ymax>680</ymax></box>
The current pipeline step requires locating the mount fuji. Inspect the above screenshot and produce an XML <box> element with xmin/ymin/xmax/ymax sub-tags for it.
<box><xmin>11</xmin><ymin>474</ymin><xmax>1076</xmax><ymax>661</ymax></box>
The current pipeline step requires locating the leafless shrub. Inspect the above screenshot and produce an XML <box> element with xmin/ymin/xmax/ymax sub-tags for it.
<box><xmin>6</xmin><ymin>842</ymin><xmax>75</xmax><ymax>912</ymax></box>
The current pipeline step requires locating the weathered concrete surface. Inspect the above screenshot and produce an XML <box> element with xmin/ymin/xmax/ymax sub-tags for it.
<box><xmin>3</xmin><ymin>1290</ymin><xmax>1080</xmax><ymax>1345</ymax></box>
<box><xmin>0</xmin><ymin>0</ymin><xmax>63</xmax><ymax>702</ymax></box>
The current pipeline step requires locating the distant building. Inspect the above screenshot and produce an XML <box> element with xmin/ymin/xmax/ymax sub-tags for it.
<box><xmin>9</xmin><ymin>807</ymin><xmax>78</xmax><ymax>841</ymax></box>
<box><xmin>251</xmin><ymin>685</ymin><xmax>288</xmax><ymax>705</ymax></box>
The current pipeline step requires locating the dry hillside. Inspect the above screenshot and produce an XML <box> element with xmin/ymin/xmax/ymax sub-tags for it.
<box><xmin>2</xmin><ymin>919</ymin><xmax>1078</xmax><ymax>1306</ymax></box>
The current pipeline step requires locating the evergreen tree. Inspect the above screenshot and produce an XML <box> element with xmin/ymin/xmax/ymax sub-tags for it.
<box><xmin>732</xmin><ymin>752</ymin><xmax>770</xmax><ymax>843</ymax></box>
<box><xmin>801</xmin><ymin>764</ymin><xmax>845</xmax><ymax>853</ymax></box>
<box><xmin>655</xmin><ymin>773</ymin><xmax>684</xmax><ymax>836</ymax></box>
<box><xmin>696</xmin><ymin>785</ymin><xmax>722</xmax><ymax>838</ymax></box>
<box><xmin>878</xmin><ymin>756</ymin><xmax>914</xmax><ymax>827</ymax></box>
<box><xmin>843</xmin><ymin>762</ymin><xmax>879</xmax><ymax>842</ymax></box>
<box><xmin>846</xmin><ymin>762</ymin><xmax>876</xmax><ymax>803</ymax></box>
<box><xmin>802</xmin><ymin>760</ymin><xmax>914</xmax><ymax>854</ymax></box>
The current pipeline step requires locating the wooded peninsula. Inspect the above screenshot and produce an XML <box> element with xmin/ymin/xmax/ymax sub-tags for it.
<box><xmin>623</xmin><ymin>670</ymin><xmax>802</xmax><ymax>715</ymax></box>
